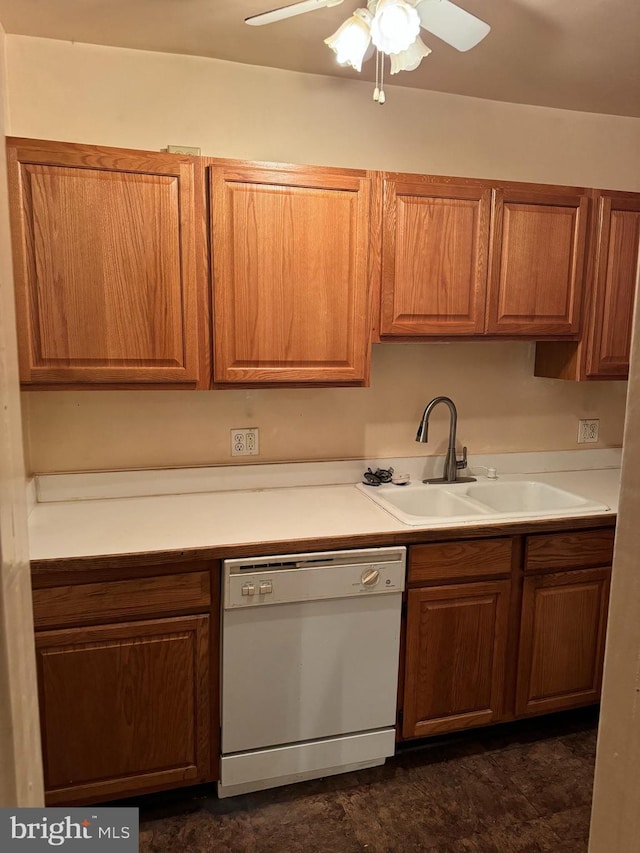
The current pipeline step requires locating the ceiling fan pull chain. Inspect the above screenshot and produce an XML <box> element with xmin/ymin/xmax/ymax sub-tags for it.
<box><xmin>379</xmin><ymin>53</ymin><xmax>386</xmax><ymax>104</ymax></box>
<box><xmin>373</xmin><ymin>49</ymin><xmax>380</xmax><ymax>102</ymax></box>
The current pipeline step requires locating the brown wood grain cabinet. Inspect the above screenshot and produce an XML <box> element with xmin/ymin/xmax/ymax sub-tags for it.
<box><xmin>515</xmin><ymin>528</ymin><xmax>613</xmax><ymax>717</ymax></box>
<box><xmin>401</xmin><ymin>537</ymin><xmax>513</xmax><ymax>739</ymax></box>
<box><xmin>515</xmin><ymin>567</ymin><xmax>610</xmax><ymax>717</ymax></box>
<box><xmin>209</xmin><ymin>161</ymin><xmax>372</xmax><ymax>384</ymax></box>
<box><xmin>535</xmin><ymin>189</ymin><xmax>640</xmax><ymax>380</ymax></box>
<box><xmin>9</xmin><ymin>137</ymin><xmax>633</xmax><ymax>386</ymax></box>
<box><xmin>379</xmin><ymin>175</ymin><xmax>589</xmax><ymax>339</ymax></box>
<box><xmin>7</xmin><ymin>138</ymin><xmax>208</xmax><ymax>388</ymax></box>
<box><xmin>486</xmin><ymin>187</ymin><xmax>588</xmax><ymax>336</ymax></box>
<box><xmin>401</xmin><ymin>524</ymin><xmax>614</xmax><ymax>742</ymax></box>
<box><xmin>379</xmin><ymin>175</ymin><xmax>491</xmax><ymax>336</ymax></box>
<box><xmin>32</xmin><ymin>562</ymin><xmax>219</xmax><ymax>805</ymax></box>
<box><xmin>402</xmin><ymin>579</ymin><xmax>511</xmax><ymax>739</ymax></box>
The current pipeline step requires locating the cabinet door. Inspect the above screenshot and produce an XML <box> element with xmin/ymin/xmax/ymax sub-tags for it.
<box><xmin>487</xmin><ymin>187</ymin><xmax>589</xmax><ymax>335</ymax></box>
<box><xmin>380</xmin><ymin>177</ymin><xmax>491</xmax><ymax>335</ymax></box>
<box><xmin>35</xmin><ymin>615</ymin><xmax>210</xmax><ymax>805</ymax></box>
<box><xmin>586</xmin><ymin>192</ymin><xmax>640</xmax><ymax>377</ymax></box>
<box><xmin>402</xmin><ymin>580</ymin><xmax>510</xmax><ymax>739</ymax></box>
<box><xmin>516</xmin><ymin>568</ymin><xmax>610</xmax><ymax>717</ymax></box>
<box><xmin>8</xmin><ymin>139</ymin><xmax>204</xmax><ymax>387</ymax></box>
<box><xmin>210</xmin><ymin>163</ymin><xmax>371</xmax><ymax>384</ymax></box>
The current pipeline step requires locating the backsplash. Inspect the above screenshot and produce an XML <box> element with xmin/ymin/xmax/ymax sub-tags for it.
<box><xmin>21</xmin><ymin>343</ymin><xmax>627</xmax><ymax>474</ymax></box>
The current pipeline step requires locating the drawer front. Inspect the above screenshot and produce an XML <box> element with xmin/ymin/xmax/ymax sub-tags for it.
<box><xmin>408</xmin><ymin>538</ymin><xmax>513</xmax><ymax>585</ymax></box>
<box><xmin>525</xmin><ymin>528</ymin><xmax>615</xmax><ymax>574</ymax></box>
<box><xmin>33</xmin><ymin>571</ymin><xmax>211</xmax><ymax>628</ymax></box>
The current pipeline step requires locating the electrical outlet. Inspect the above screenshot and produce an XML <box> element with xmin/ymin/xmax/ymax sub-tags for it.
<box><xmin>231</xmin><ymin>428</ymin><xmax>260</xmax><ymax>457</ymax></box>
<box><xmin>578</xmin><ymin>419</ymin><xmax>600</xmax><ymax>444</ymax></box>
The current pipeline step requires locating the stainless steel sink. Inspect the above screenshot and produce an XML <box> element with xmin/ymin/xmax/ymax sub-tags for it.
<box><xmin>357</xmin><ymin>479</ymin><xmax>610</xmax><ymax>526</ymax></box>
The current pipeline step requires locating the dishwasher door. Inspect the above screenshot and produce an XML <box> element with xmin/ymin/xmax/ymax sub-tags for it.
<box><xmin>220</xmin><ymin>547</ymin><xmax>406</xmax><ymax>796</ymax></box>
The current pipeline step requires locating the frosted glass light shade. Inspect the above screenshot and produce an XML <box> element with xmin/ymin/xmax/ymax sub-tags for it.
<box><xmin>389</xmin><ymin>36</ymin><xmax>431</xmax><ymax>73</ymax></box>
<box><xmin>370</xmin><ymin>0</ymin><xmax>421</xmax><ymax>55</ymax></box>
<box><xmin>325</xmin><ymin>9</ymin><xmax>373</xmax><ymax>71</ymax></box>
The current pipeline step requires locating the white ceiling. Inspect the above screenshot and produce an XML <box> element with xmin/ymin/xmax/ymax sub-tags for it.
<box><xmin>0</xmin><ymin>0</ymin><xmax>639</xmax><ymax>117</ymax></box>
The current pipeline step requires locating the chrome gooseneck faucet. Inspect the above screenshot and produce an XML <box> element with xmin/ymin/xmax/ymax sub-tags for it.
<box><xmin>416</xmin><ymin>396</ymin><xmax>476</xmax><ymax>484</ymax></box>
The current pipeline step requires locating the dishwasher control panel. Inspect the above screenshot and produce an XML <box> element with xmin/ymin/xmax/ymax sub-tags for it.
<box><xmin>224</xmin><ymin>547</ymin><xmax>406</xmax><ymax>609</ymax></box>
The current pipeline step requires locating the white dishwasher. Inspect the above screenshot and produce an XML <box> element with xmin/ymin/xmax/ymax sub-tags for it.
<box><xmin>218</xmin><ymin>546</ymin><xmax>406</xmax><ymax>798</ymax></box>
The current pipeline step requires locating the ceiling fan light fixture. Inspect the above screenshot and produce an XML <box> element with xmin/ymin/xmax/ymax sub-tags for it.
<box><xmin>246</xmin><ymin>0</ymin><xmax>491</xmax><ymax>105</ymax></box>
<box><xmin>370</xmin><ymin>0</ymin><xmax>421</xmax><ymax>55</ymax></box>
<box><xmin>389</xmin><ymin>35</ymin><xmax>431</xmax><ymax>74</ymax></box>
<box><xmin>325</xmin><ymin>8</ymin><xmax>373</xmax><ymax>71</ymax></box>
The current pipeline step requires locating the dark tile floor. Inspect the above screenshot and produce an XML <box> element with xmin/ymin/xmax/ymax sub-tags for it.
<box><xmin>134</xmin><ymin>708</ymin><xmax>598</xmax><ymax>853</ymax></box>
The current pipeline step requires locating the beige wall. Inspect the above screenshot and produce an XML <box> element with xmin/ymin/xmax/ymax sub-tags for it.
<box><xmin>6</xmin><ymin>36</ymin><xmax>640</xmax><ymax>188</ymax></box>
<box><xmin>22</xmin><ymin>343</ymin><xmax>628</xmax><ymax>474</ymax></box>
<box><xmin>6</xmin><ymin>36</ymin><xmax>640</xmax><ymax>474</ymax></box>
<box><xmin>0</xmin><ymin>24</ymin><xmax>43</xmax><ymax>806</ymax></box>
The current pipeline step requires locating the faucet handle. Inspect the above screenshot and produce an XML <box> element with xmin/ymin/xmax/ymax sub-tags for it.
<box><xmin>456</xmin><ymin>446</ymin><xmax>468</xmax><ymax>470</ymax></box>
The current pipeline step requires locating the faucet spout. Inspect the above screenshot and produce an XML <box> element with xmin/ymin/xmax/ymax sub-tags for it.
<box><xmin>416</xmin><ymin>396</ymin><xmax>476</xmax><ymax>484</ymax></box>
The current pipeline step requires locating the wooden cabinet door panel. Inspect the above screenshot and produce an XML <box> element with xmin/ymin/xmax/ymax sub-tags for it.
<box><xmin>211</xmin><ymin>164</ymin><xmax>371</xmax><ymax>383</ymax></box>
<box><xmin>516</xmin><ymin>568</ymin><xmax>610</xmax><ymax>717</ymax></box>
<box><xmin>587</xmin><ymin>194</ymin><xmax>640</xmax><ymax>377</ymax></box>
<box><xmin>403</xmin><ymin>580</ymin><xmax>510</xmax><ymax>738</ymax></box>
<box><xmin>8</xmin><ymin>140</ymin><xmax>202</xmax><ymax>385</ymax></box>
<box><xmin>36</xmin><ymin>615</ymin><xmax>210</xmax><ymax>804</ymax></box>
<box><xmin>380</xmin><ymin>178</ymin><xmax>491</xmax><ymax>335</ymax></box>
<box><xmin>487</xmin><ymin>188</ymin><xmax>588</xmax><ymax>335</ymax></box>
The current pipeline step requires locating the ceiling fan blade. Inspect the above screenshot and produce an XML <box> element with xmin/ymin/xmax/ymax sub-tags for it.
<box><xmin>245</xmin><ymin>0</ymin><xmax>345</xmax><ymax>27</ymax></box>
<box><xmin>416</xmin><ymin>0</ymin><xmax>490</xmax><ymax>52</ymax></box>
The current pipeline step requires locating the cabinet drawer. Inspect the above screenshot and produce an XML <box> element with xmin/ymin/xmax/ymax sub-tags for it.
<box><xmin>33</xmin><ymin>571</ymin><xmax>211</xmax><ymax>629</ymax></box>
<box><xmin>408</xmin><ymin>538</ymin><xmax>513</xmax><ymax>585</ymax></box>
<box><xmin>525</xmin><ymin>528</ymin><xmax>615</xmax><ymax>574</ymax></box>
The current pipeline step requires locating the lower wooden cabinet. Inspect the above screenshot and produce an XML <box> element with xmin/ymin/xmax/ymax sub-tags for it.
<box><xmin>31</xmin><ymin>561</ymin><xmax>219</xmax><ymax>805</ymax></box>
<box><xmin>402</xmin><ymin>579</ymin><xmax>511</xmax><ymax>738</ymax></box>
<box><xmin>36</xmin><ymin>615</ymin><xmax>211</xmax><ymax>805</ymax></box>
<box><xmin>515</xmin><ymin>567</ymin><xmax>611</xmax><ymax>717</ymax></box>
<box><xmin>400</xmin><ymin>525</ymin><xmax>614</xmax><ymax>742</ymax></box>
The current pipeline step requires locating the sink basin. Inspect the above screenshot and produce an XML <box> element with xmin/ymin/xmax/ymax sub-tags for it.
<box><xmin>356</xmin><ymin>483</ymin><xmax>493</xmax><ymax>525</ymax></box>
<box><xmin>462</xmin><ymin>480</ymin><xmax>597</xmax><ymax>513</ymax></box>
<box><xmin>357</xmin><ymin>479</ymin><xmax>610</xmax><ymax>526</ymax></box>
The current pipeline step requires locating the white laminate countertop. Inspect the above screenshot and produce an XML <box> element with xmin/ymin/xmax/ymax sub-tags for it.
<box><xmin>27</xmin><ymin>453</ymin><xmax>621</xmax><ymax>562</ymax></box>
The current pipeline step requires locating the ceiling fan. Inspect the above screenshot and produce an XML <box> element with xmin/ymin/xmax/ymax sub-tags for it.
<box><xmin>245</xmin><ymin>0</ymin><xmax>490</xmax><ymax>102</ymax></box>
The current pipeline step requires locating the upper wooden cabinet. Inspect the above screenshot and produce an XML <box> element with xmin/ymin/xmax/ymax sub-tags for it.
<box><xmin>587</xmin><ymin>192</ymin><xmax>640</xmax><ymax>376</ymax></box>
<box><xmin>487</xmin><ymin>187</ymin><xmax>588</xmax><ymax>336</ymax></box>
<box><xmin>380</xmin><ymin>176</ymin><xmax>491</xmax><ymax>336</ymax></box>
<box><xmin>7</xmin><ymin>138</ymin><xmax>207</xmax><ymax>388</ymax></box>
<box><xmin>209</xmin><ymin>162</ymin><xmax>372</xmax><ymax>384</ymax></box>
<box><xmin>378</xmin><ymin>174</ymin><xmax>589</xmax><ymax>339</ymax></box>
<box><xmin>8</xmin><ymin>137</ymin><xmax>635</xmax><ymax>388</ymax></box>
<box><xmin>535</xmin><ymin>189</ymin><xmax>640</xmax><ymax>380</ymax></box>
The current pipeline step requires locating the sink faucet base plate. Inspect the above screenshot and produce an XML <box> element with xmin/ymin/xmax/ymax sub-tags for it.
<box><xmin>423</xmin><ymin>476</ymin><xmax>477</xmax><ymax>485</ymax></box>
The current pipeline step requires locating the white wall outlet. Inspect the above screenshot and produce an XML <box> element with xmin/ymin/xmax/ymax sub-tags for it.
<box><xmin>578</xmin><ymin>419</ymin><xmax>600</xmax><ymax>444</ymax></box>
<box><xmin>231</xmin><ymin>428</ymin><xmax>260</xmax><ymax>457</ymax></box>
